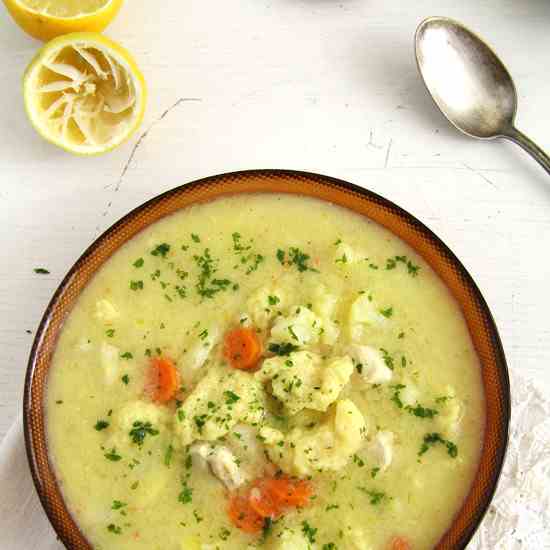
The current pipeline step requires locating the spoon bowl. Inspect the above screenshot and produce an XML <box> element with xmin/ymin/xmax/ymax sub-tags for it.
<box><xmin>415</xmin><ymin>16</ymin><xmax>550</xmax><ymax>174</ymax></box>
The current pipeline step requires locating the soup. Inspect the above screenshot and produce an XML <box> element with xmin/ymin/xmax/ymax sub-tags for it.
<box><xmin>46</xmin><ymin>193</ymin><xmax>484</xmax><ymax>550</ymax></box>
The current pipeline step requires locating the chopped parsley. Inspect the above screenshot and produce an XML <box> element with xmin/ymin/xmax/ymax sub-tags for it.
<box><xmin>380</xmin><ymin>348</ymin><xmax>394</xmax><ymax>370</ymax></box>
<box><xmin>390</xmin><ymin>384</ymin><xmax>406</xmax><ymax>408</ymax></box>
<box><xmin>385</xmin><ymin>255</ymin><xmax>420</xmax><ymax>276</ymax></box>
<box><xmin>121</xmin><ymin>374</ymin><xmax>130</xmax><ymax>385</ymax></box>
<box><xmin>276</xmin><ymin>247</ymin><xmax>319</xmax><ymax>273</ymax></box>
<box><xmin>219</xmin><ymin>527</ymin><xmax>231</xmax><ymax>541</ymax></box>
<box><xmin>353</xmin><ymin>454</ymin><xmax>365</xmax><ymax>467</ymax></box>
<box><xmin>268</xmin><ymin>295</ymin><xmax>280</xmax><ymax>306</ymax></box>
<box><xmin>419</xmin><ymin>433</ymin><xmax>458</xmax><ymax>458</ymax></box>
<box><xmin>185</xmin><ymin>454</ymin><xmax>193</xmax><ymax>470</ymax></box>
<box><xmin>288</xmin><ymin>325</ymin><xmax>299</xmax><ymax>341</ymax></box>
<box><xmin>436</xmin><ymin>395</ymin><xmax>452</xmax><ymax>404</ymax></box>
<box><xmin>322</xmin><ymin>544</ymin><xmax>337</xmax><ymax>550</ymax></box>
<box><xmin>335</xmin><ymin>254</ymin><xmax>348</xmax><ymax>264</ymax></box>
<box><xmin>120</xmin><ymin>352</ymin><xmax>133</xmax><ymax>360</ymax></box>
<box><xmin>231</xmin><ymin>232</ymin><xmax>264</xmax><ymax>274</ymax></box>
<box><xmin>193</xmin><ymin>510</ymin><xmax>203</xmax><ymax>523</ymax></box>
<box><xmin>232</xmin><ymin>232</ymin><xmax>250</xmax><ymax>252</ymax></box>
<box><xmin>358</xmin><ymin>487</ymin><xmax>388</xmax><ymax>505</ymax></box>
<box><xmin>302</xmin><ymin>521</ymin><xmax>318</xmax><ymax>543</ymax></box>
<box><xmin>379</xmin><ymin>306</ymin><xmax>393</xmax><ymax>318</ymax></box>
<box><xmin>246</xmin><ymin>254</ymin><xmax>264</xmax><ymax>274</ymax></box>
<box><xmin>371</xmin><ymin>467</ymin><xmax>380</xmax><ymax>479</ymax></box>
<box><xmin>268</xmin><ymin>342</ymin><xmax>299</xmax><ymax>356</ymax></box>
<box><xmin>193</xmin><ymin>248</ymin><xmax>233</xmax><ymax>299</ymax></box>
<box><xmin>224</xmin><ymin>390</ymin><xmax>241</xmax><ymax>405</ymax></box>
<box><xmin>129</xmin><ymin>421</ymin><xmax>159</xmax><ymax>447</ymax></box>
<box><xmin>94</xmin><ymin>420</ymin><xmax>109</xmax><ymax>431</ymax></box>
<box><xmin>33</xmin><ymin>268</ymin><xmax>50</xmax><ymax>274</ymax></box>
<box><xmin>107</xmin><ymin>524</ymin><xmax>122</xmax><ymax>534</ymax></box>
<box><xmin>105</xmin><ymin>329</ymin><xmax>115</xmax><ymax>338</ymax></box>
<box><xmin>194</xmin><ymin>414</ymin><xmax>207</xmax><ymax>434</ymax></box>
<box><xmin>111</xmin><ymin>500</ymin><xmax>127</xmax><ymax>510</ymax></box>
<box><xmin>198</xmin><ymin>329</ymin><xmax>209</xmax><ymax>340</ymax></box>
<box><xmin>104</xmin><ymin>448</ymin><xmax>122</xmax><ymax>462</ymax></box>
<box><xmin>130</xmin><ymin>280</ymin><xmax>143</xmax><ymax>291</ymax></box>
<box><xmin>406</xmin><ymin>403</ymin><xmax>438</xmax><ymax>418</ymax></box>
<box><xmin>133</xmin><ymin>258</ymin><xmax>144</xmax><ymax>268</ymax></box>
<box><xmin>191</xmin><ymin>233</ymin><xmax>201</xmax><ymax>243</ymax></box>
<box><xmin>164</xmin><ymin>444</ymin><xmax>174</xmax><ymax>467</ymax></box>
<box><xmin>151</xmin><ymin>243</ymin><xmax>170</xmax><ymax>258</ymax></box>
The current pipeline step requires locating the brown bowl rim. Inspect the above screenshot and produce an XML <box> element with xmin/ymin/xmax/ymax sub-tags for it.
<box><xmin>23</xmin><ymin>168</ymin><xmax>510</xmax><ymax>549</ymax></box>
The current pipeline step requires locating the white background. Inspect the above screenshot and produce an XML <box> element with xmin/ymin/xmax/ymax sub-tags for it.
<box><xmin>1</xmin><ymin>0</ymin><xmax>549</xmax><ymax>441</ymax></box>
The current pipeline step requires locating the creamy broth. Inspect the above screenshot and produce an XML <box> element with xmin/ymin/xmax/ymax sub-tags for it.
<box><xmin>46</xmin><ymin>193</ymin><xmax>484</xmax><ymax>550</ymax></box>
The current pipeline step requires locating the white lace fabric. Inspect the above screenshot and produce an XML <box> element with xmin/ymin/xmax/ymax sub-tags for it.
<box><xmin>469</xmin><ymin>371</ymin><xmax>550</xmax><ymax>549</ymax></box>
<box><xmin>0</xmin><ymin>371</ymin><xmax>548</xmax><ymax>549</ymax></box>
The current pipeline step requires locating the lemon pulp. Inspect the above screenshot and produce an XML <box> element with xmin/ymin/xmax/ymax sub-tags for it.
<box><xmin>24</xmin><ymin>33</ymin><xmax>146</xmax><ymax>155</ymax></box>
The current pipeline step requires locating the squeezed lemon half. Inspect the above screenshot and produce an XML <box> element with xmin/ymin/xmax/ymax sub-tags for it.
<box><xmin>3</xmin><ymin>0</ymin><xmax>124</xmax><ymax>41</ymax></box>
<box><xmin>23</xmin><ymin>32</ymin><xmax>146</xmax><ymax>155</ymax></box>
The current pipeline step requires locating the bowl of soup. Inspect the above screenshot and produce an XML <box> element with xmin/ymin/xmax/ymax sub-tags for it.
<box><xmin>24</xmin><ymin>170</ymin><xmax>510</xmax><ymax>550</ymax></box>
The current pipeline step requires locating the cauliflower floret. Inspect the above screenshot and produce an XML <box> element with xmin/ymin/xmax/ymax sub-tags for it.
<box><xmin>348</xmin><ymin>294</ymin><xmax>388</xmax><ymax>341</ymax></box>
<box><xmin>436</xmin><ymin>386</ymin><xmax>464</xmax><ymax>436</ymax></box>
<box><xmin>334</xmin><ymin>242</ymin><xmax>366</xmax><ymax>265</ymax></box>
<box><xmin>311</xmin><ymin>285</ymin><xmax>340</xmax><ymax>345</ymax></box>
<box><xmin>269</xmin><ymin>306</ymin><xmax>322</xmax><ymax>347</ymax></box>
<box><xmin>247</xmin><ymin>286</ymin><xmax>286</xmax><ymax>330</ymax></box>
<box><xmin>184</xmin><ymin>325</ymin><xmax>220</xmax><ymax>371</ymax></box>
<box><xmin>190</xmin><ymin>442</ymin><xmax>246</xmax><ymax>490</ymax></box>
<box><xmin>100</xmin><ymin>342</ymin><xmax>120</xmax><ymax>385</ymax></box>
<box><xmin>256</xmin><ymin>351</ymin><xmax>353</xmax><ymax>415</ymax></box>
<box><xmin>114</xmin><ymin>400</ymin><xmax>170</xmax><ymax>434</ymax></box>
<box><xmin>311</xmin><ymin>284</ymin><xmax>338</xmax><ymax>319</ymax></box>
<box><xmin>365</xmin><ymin>430</ymin><xmax>394</xmax><ymax>472</ymax></box>
<box><xmin>261</xmin><ymin>399</ymin><xmax>367</xmax><ymax>476</ymax></box>
<box><xmin>94</xmin><ymin>298</ymin><xmax>119</xmax><ymax>324</ymax></box>
<box><xmin>348</xmin><ymin>344</ymin><xmax>393</xmax><ymax>384</ymax></box>
<box><xmin>106</xmin><ymin>400</ymin><xmax>170</xmax><ymax>452</ymax></box>
<box><xmin>174</xmin><ymin>365</ymin><xmax>266</xmax><ymax>446</ymax></box>
<box><xmin>400</xmin><ymin>383</ymin><xmax>420</xmax><ymax>407</ymax></box>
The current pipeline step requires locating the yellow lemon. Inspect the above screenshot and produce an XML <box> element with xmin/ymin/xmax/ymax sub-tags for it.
<box><xmin>3</xmin><ymin>0</ymin><xmax>124</xmax><ymax>41</ymax></box>
<box><xmin>23</xmin><ymin>32</ymin><xmax>147</xmax><ymax>155</ymax></box>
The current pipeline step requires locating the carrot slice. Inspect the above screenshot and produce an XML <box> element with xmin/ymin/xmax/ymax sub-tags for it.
<box><xmin>223</xmin><ymin>328</ymin><xmax>262</xmax><ymax>370</ymax></box>
<box><xmin>391</xmin><ymin>536</ymin><xmax>411</xmax><ymax>550</ymax></box>
<box><xmin>249</xmin><ymin>480</ymin><xmax>283</xmax><ymax>519</ymax></box>
<box><xmin>148</xmin><ymin>357</ymin><xmax>180</xmax><ymax>403</ymax></box>
<box><xmin>227</xmin><ymin>495</ymin><xmax>264</xmax><ymax>534</ymax></box>
<box><xmin>227</xmin><ymin>476</ymin><xmax>314</xmax><ymax>535</ymax></box>
<box><xmin>266</xmin><ymin>476</ymin><xmax>313</xmax><ymax>508</ymax></box>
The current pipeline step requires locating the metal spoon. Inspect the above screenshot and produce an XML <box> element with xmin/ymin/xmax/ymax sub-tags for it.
<box><xmin>415</xmin><ymin>16</ymin><xmax>550</xmax><ymax>175</ymax></box>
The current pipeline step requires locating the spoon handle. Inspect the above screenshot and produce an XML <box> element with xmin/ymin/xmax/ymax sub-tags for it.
<box><xmin>503</xmin><ymin>127</ymin><xmax>550</xmax><ymax>175</ymax></box>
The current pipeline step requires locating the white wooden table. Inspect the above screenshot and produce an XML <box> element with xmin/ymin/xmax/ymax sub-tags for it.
<box><xmin>1</xmin><ymin>0</ymin><xmax>549</xmax><ymax>441</ymax></box>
